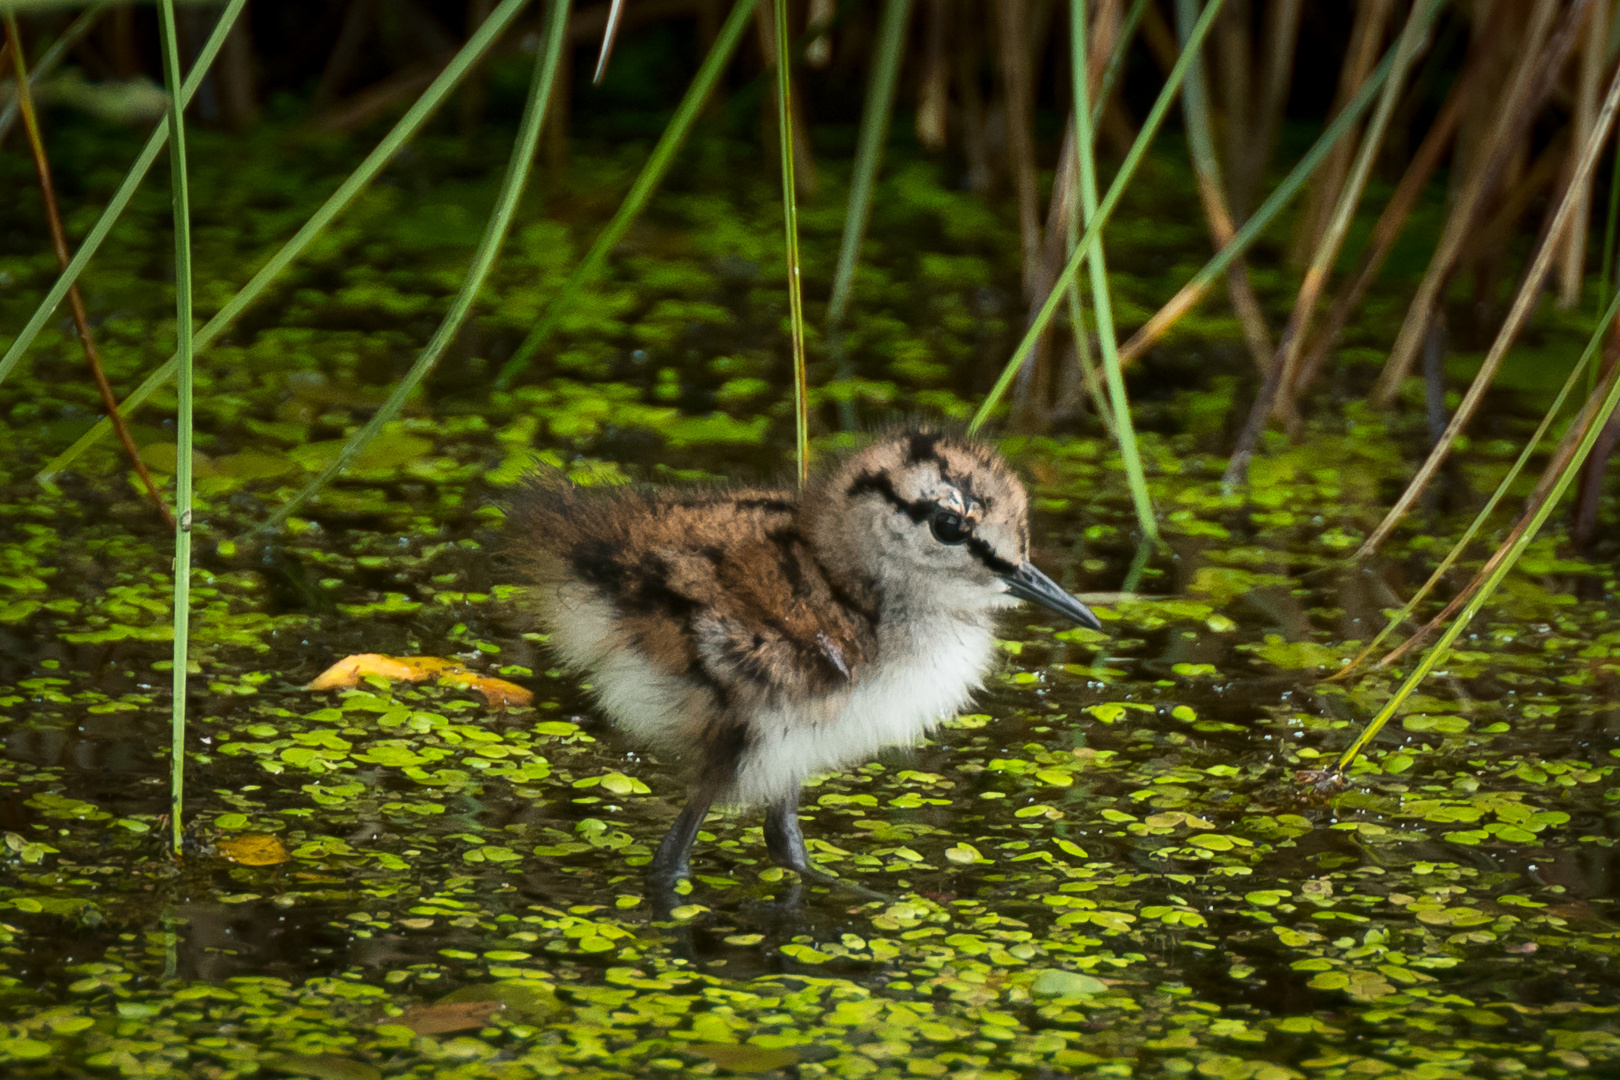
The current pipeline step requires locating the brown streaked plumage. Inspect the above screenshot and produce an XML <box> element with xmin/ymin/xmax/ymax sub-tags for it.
<box><xmin>509</xmin><ymin>428</ymin><xmax>1101</xmax><ymax>884</ymax></box>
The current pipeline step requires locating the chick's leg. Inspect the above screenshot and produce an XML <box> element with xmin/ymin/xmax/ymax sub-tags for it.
<box><xmin>763</xmin><ymin>782</ymin><xmax>809</xmax><ymax>872</ymax></box>
<box><xmin>649</xmin><ymin>793</ymin><xmax>713</xmax><ymax>885</ymax></box>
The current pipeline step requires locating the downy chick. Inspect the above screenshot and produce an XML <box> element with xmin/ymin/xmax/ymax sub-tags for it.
<box><xmin>509</xmin><ymin>429</ymin><xmax>1100</xmax><ymax>883</ymax></box>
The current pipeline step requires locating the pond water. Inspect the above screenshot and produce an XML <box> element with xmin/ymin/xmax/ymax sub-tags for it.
<box><xmin>0</xmin><ymin>118</ymin><xmax>1616</xmax><ymax>1078</ymax></box>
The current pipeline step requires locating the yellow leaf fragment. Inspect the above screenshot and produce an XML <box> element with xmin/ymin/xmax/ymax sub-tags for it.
<box><xmin>217</xmin><ymin>833</ymin><xmax>291</xmax><ymax>866</ymax></box>
<box><xmin>307</xmin><ymin>654</ymin><xmax>533</xmax><ymax>707</ymax></box>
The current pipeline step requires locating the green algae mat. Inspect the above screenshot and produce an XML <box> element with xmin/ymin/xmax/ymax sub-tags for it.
<box><xmin>2</xmin><ymin>127</ymin><xmax>1618</xmax><ymax>1078</ymax></box>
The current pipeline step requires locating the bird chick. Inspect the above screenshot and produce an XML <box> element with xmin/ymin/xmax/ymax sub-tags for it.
<box><xmin>509</xmin><ymin>429</ymin><xmax>1100</xmax><ymax>884</ymax></box>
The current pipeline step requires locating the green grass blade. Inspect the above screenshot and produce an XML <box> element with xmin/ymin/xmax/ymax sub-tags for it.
<box><xmin>156</xmin><ymin>0</ymin><xmax>193</xmax><ymax>857</ymax></box>
<box><xmin>1068</xmin><ymin>0</ymin><xmax>1162</xmax><ymax>541</ymax></box>
<box><xmin>494</xmin><ymin>0</ymin><xmax>761</xmax><ymax>388</ymax></box>
<box><xmin>1064</xmin><ymin>0</ymin><xmax>1144</xmax><ymax>437</ymax></box>
<box><xmin>825</xmin><ymin>0</ymin><xmax>910</xmax><ymax>429</ymax></box>
<box><xmin>0</xmin><ymin>0</ymin><xmax>247</xmax><ymax>392</ymax></box>
<box><xmin>774</xmin><ymin>0</ymin><xmax>810</xmax><ymax>485</ymax></box>
<box><xmin>258</xmin><ymin>0</ymin><xmax>571</xmax><ymax>534</ymax></box>
<box><xmin>826</xmin><ymin>0</ymin><xmax>911</xmax><ymax>334</ymax></box>
<box><xmin>1337</xmin><ymin>283</ymin><xmax>1620</xmax><ymax>678</ymax></box>
<box><xmin>1335</xmin><ymin>297</ymin><xmax>1620</xmax><ymax>775</ymax></box>
<box><xmin>36</xmin><ymin>0</ymin><xmax>533</xmax><ymax>481</ymax></box>
<box><xmin>968</xmin><ymin>0</ymin><xmax>1225</xmax><ymax>452</ymax></box>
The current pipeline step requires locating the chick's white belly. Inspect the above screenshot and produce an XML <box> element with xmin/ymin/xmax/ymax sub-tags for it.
<box><xmin>544</xmin><ymin>585</ymin><xmax>709</xmax><ymax>753</ymax></box>
<box><xmin>730</xmin><ymin>621</ymin><xmax>995</xmax><ymax>806</ymax></box>
<box><xmin>547</xmin><ymin>581</ymin><xmax>997</xmax><ymax>805</ymax></box>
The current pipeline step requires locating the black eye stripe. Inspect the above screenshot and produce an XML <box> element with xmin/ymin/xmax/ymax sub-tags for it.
<box><xmin>966</xmin><ymin>536</ymin><xmax>1017</xmax><ymax>575</ymax></box>
<box><xmin>848</xmin><ymin>471</ymin><xmax>1017</xmax><ymax>573</ymax></box>
<box><xmin>847</xmin><ymin>472</ymin><xmax>931</xmax><ymax>523</ymax></box>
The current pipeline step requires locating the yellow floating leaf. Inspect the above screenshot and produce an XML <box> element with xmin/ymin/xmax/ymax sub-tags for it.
<box><xmin>306</xmin><ymin>654</ymin><xmax>424</xmax><ymax>689</ymax></box>
<box><xmin>437</xmin><ymin>670</ymin><xmax>535</xmax><ymax>708</ymax></box>
<box><xmin>217</xmin><ymin>834</ymin><xmax>291</xmax><ymax>866</ymax></box>
<box><xmin>307</xmin><ymin>654</ymin><xmax>532</xmax><ymax>707</ymax></box>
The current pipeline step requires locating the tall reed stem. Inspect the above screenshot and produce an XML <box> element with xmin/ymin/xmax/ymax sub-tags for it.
<box><xmin>1224</xmin><ymin>0</ymin><xmax>1440</xmax><ymax>486</ymax></box>
<box><xmin>1116</xmin><ymin>43</ymin><xmax>1398</xmax><ymax>369</ymax></box>
<box><xmin>157</xmin><ymin>0</ymin><xmax>193</xmax><ymax>856</ymax></box>
<box><xmin>1071</xmin><ymin>0</ymin><xmax>1157</xmax><ymax>541</ymax></box>
<box><xmin>773</xmin><ymin>0</ymin><xmax>810</xmax><ymax>485</ymax></box>
<box><xmin>827</xmin><ymin>0</ymin><xmax>910</xmax><ymax>334</ymax></box>
<box><xmin>970</xmin><ymin>0</ymin><xmax>1227</xmax><ymax>437</ymax></box>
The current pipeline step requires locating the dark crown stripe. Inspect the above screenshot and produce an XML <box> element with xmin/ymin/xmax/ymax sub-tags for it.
<box><xmin>848</xmin><ymin>469</ymin><xmax>1018</xmax><ymax>576</ymax></box>
<box><xmin>905</xmin><ymin>431</ymin><xmax>944</xmax><ymax>466</ymax></box>
<box><xmin>732</xmin><ymin>496</ymin><xmax>796</xmax><ymax>513</ymax></box>
<box><xmin>846</xmin><ymin>471</ymin><xmax>931</xmax><ymax>522</ymax></box>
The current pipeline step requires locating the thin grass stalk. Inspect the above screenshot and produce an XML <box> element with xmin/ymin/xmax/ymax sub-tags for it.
<box><xmin>1567</xmin><ymin>327</ymin><xmax>1620</xmax><ymax>548</ymax></box>
<box><xmin>773</xmin><ymin>0</ymin><xmax>809</xmax><ymax>485</ymax></box>
<box><xmin>1333</xmin><ymin>327</ymin><xmax>1620</xmax><ymax>776</ymax></box>
<box><xmin>1370</xmin><ymin>0</ymin><xmax>1575</xmax><ymax>408</ymax></box>
<box><xmin>1070</xmin><ymin>0</ymin><xmax>1157</xmax><ymax>542</ymax></box>
<box><xmin>0</xmin><ymin>0</ymin><xmax>247</xmax><ymax>392</ymax></box>
<box><xmin>1224</xmin><ymin>0</ymin><xmax>1439</xmax><ymax>486</ymax></box>
<box><xmin>493</xmin><ymin>0</ymin><xmax>759</xmax><ymax>389</ymax></box>
<box><xmin>1377</xmin><ymin>376</ymin><xmax>1608</xmax><ymax>671</ymax></box>
<box><xmin>1460</xmin><ymin>131</ymin><xmax>1570</xmax><ymax>270</ymax></box>
<box><xmin>1174</xmin><ymin>0</ymin><xmax>1272</xmax><ymax>375</ymax></box>
<box><xmin>593</xmin><ymin>0</ymin><xmax>626</xmax><ymax>83</ymax></box>
<box><xmin>1329</xmin><ymin>283</ymin><xmax>1620</xmax><ymax>682</ymax></box>
<box><xmin>1064</xmin><ymin>137</ymin><xmax>1114</xmax><ymax>433</ymax></box>
<box><xmin>825</xmin><ymin>0</ymin><xmax>910</xmax><ymax>429</ymax></box>
<box><xmin>914</xmin><ymin>0</ymin><xmax>947</xmax><ymax>150</ymax></box>
<box><xmin>37</xmin><ymin>0</ymin><xmax>532</xmax><ymax>480</ymax></box>
<box><xmin>1384</xmin><ymin>334</ymin><xmax>1620</xmax><ymax>668</ymax></box>
<box><xmin>258</xmin><ymin>0</ymin><xmax>571</xmax><ymax>535</ymax></box>
<box><xmin>969</xmin><ymin>0</ymin><xmax>1227</xmax><ymax>436</ymax></box>
<box><xmin>998</xmin><ymin>0</ymin><xmax>1041</xmax><ymax>299</ymax></box>
<box><xmin>0</xmin><ymin>1</ymin><xmax>109</xmax><ymax>143</ymax></box>
<box><xmin>752</xmin><ymin>5</ymin><xmax>818</xmax><ymax>200</ymax></box>
<box><xmin>826</xmin><ymin>0</ymin><xmax>909</xmax><ymax>331</ymax></box>
<box><xmin>1115</xmin><ymin>43</ymin><xmax>1398</xmax><ymax>369</ymax></box>
<box><xmin>1064</xmin><ymin>0</ymin><xmax>1148</xmax><ymax>433</ymax></box>
<box><xmin>4</xmin><ymin>13</ymin><xmax>173</xmax><ymax>527</ymax></box>
<box><xmin>156</xmin><ymin>0</ymin><xmax>193</xmax><ymax>857</ymax></box>
<box><xmin>1356</xmin><ymin>55</ymin><xmax>1620</xmax><ymax>560</ymax></box>
<box><xmin>1017</xmin><ymin>124</ymin><xmax>1080</xmax><ymax>419</ymax></box>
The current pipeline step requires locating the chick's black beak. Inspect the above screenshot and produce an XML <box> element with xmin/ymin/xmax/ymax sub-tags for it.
<box><xmin>1001</xmin><ymin>562</ymin><xmax>1102</xmax><ymax>630</ymax></box>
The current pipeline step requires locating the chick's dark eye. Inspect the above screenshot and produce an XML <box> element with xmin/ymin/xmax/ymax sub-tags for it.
<box><xmin>930</xmin><ymin>510</ymin><xmax>969</xmax><ymax>545</ymax></box>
